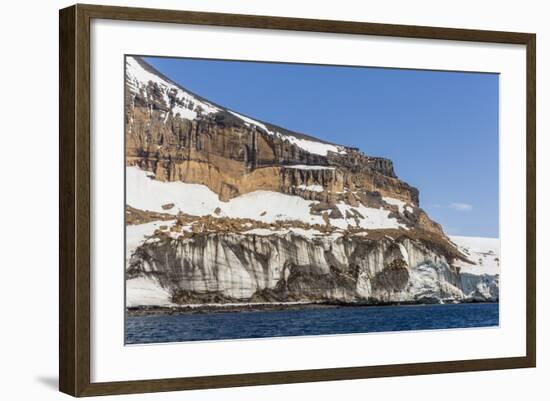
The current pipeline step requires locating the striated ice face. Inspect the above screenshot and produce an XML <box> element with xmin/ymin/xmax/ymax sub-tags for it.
<box><xmin>126</xmin><ymin>230</ymin><xmax>499</xmax><ymax>306</ymax></box>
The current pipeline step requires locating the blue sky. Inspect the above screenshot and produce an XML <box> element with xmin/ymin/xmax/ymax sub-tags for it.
<box><xmin>144</xmin><ymin>56</ymin><xmax>499</xmax><ymax>238</ymax></box>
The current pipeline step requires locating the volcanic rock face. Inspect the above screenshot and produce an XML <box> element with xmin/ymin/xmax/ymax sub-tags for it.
<box><xmin>124</xmin><ymin>56</ymin><xmax>499</xmax><ymax>307</ymax></box>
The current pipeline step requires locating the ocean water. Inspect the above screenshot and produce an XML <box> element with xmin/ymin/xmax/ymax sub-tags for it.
<box><xmin>125</xmin><ymin>303</ymin><xmax>499</xmax><ymax>345</ymax></box>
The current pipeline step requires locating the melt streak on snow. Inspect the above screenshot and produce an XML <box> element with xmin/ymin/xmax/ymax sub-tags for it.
<box><xmin>126</xmin><ymin>166</ymin><xmax>405</xmax><ymax>230</ymax></box>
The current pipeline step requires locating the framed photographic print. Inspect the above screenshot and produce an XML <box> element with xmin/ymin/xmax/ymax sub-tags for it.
<box><xmin>59</xmin><ymin>4</ymin><xmax>536</xmax><ymax>397</ymax></box>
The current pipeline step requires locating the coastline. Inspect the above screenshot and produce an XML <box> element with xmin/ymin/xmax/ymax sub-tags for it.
<box><xmin>126</xmin><ymin>299</ymin><xmax>498</xmax><ymax>317</ymax></box>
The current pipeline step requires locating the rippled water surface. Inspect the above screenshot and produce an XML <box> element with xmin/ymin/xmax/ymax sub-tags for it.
<box><xmin>126</xmin><ymin>303</ymin><xmax>499</xmax><ymax>344</ymax></box>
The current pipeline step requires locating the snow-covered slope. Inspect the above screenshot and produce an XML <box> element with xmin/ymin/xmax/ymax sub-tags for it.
<box><xmin>450</xmin><ymin>235</ymin><xmax>500</xmax><ymax>275</ymax></box>
<box><xmin>126</xmin><ymin>56</ymin><xmax>346</xmax><ymax>156</ymax></box>
<box><xmin>126</xmin><ymin>56</ymin><xmax>220</xmax><ymax>121</ymax></box>
<box><xmin>126</xmin><ymin>166</ymin><xmax>405</xmax><ymax>231</ymax></box>
<box><xmin>126</xmin><ymin>219</ymin><xmax>176</xmax><ymax>261</ymax></box>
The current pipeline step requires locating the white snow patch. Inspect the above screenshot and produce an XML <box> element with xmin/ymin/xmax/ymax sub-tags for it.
<box><xmin>383</xmin><ymin>196</ymin><xmax>407</xmax><ymax>214</ymax></box>
<box><xmin>284</xmin><ymin>135</ymin><xmax>346</xmax><ymax>156</ymax></box>
<box><xmin>225</xmin><ymin>191</ymin><xmax>324</xmax><ymax>224</ymax></box>
<box><xmin>228</xmin><ymin>110</ymin><xmax>273</xmax><ymax>133</ymax></box>
<box><xmin>297</xmin><ymin>184</ymin><xmax>324</xmax><ymax>192</ymax></box>
<box><xmin>450</xmin><ymin>235</ymin><xmax>500</xmax><ymax>276</ymax></box>
<box><xmin>331</xmin><ymin>202</ymin><xmax>405</xmax><ymax>230</ymax></box>
<box><xmin>127</xmin><ymin>167</ymin><xmax>412</xmax><ymax>231</ymax></box>
<box><xmin>127</xmin><ymin>167</ymin><xmax>222</xmax><ymax>216</ymax></box>
<box><xmin>289</xmin><ymin>228</ymin><xmax>324</xmax><ymax>238</ymax></box>
<box><xmin>126</xmin><ymin>220</ymin><xmax>176</xmax><ymax>261</ymax></box>
<box><xmin>126</xmin><ymin>166</ymin><xmax>326</xmax><ymax>226</ymax></box>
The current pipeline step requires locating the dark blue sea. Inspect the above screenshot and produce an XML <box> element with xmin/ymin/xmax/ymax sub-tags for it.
<box><xmin>125</xmin><ymin>303</ymin><xmax>498</xmax><ymax>344</ymax></box>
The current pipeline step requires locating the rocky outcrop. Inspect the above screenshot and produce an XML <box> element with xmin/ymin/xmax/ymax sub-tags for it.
<box><xmin>125</xmin><ymin>116</ymin><xmax>420</xmax><ymax>204</ymax></box>
<box><xmin>125</xmin><ymin>56</ymin><xmax>428</xmax><ymax>227</ymax></box>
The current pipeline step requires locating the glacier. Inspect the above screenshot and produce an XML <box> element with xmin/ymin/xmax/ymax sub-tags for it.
<box><xmin>126</xmin><ymin>222</ymin><xmax>499</xmax><ymax>306</ymax></box>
